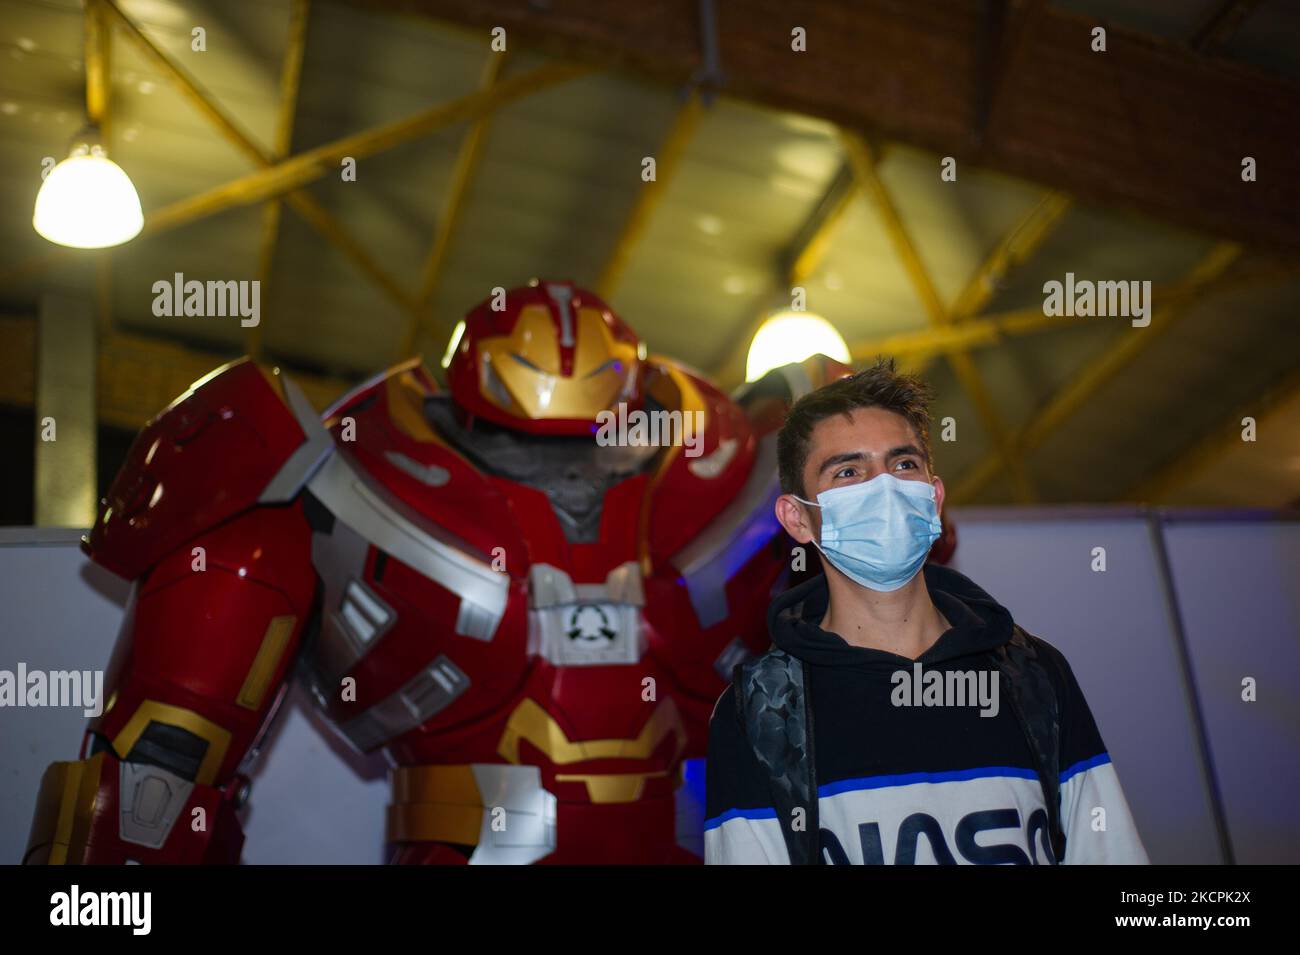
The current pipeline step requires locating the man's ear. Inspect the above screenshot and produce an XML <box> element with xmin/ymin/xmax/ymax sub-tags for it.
<box><xmin>932</xmin><ymin>474</ymin><xmax>946</xmax><ymax>515</ymax></box>
<box><xmin>775</xmin><ymin>493</ymin><xmax>817</xmax><ymax>544</ymax></box>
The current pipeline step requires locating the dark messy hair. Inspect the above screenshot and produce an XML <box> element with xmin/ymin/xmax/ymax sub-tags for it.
<box><xmin>777</xmin><ymin>356</ymin><xmax>935</xmax><ymax>499</ymax></box>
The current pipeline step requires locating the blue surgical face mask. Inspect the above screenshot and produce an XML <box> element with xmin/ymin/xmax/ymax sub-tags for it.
<box><xmin>794</xmin><ymin>472</ymin><xmax>943</xmax><ymax>592</ymax></box>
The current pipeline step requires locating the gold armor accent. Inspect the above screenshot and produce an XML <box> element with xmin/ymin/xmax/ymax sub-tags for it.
<box><xmin>386</xmin><ymin>765</ymin><xmax>484</xmax><ymax>845</ymax></box>
<box><xmin>25</xmin><ymin>752</ymin><xmax>106</xmax><ymax>865</ymax></box>
<box><xmin>478</xmin><ymin>305</ymin><xmax>638</xmax><ymax>421</ymax></box>
<box><xmin>554</xmin><ymin>769</ymin><xmax>671</xmax><ymax>803</ymax></box>
<box><xmin>637</xmin><ymin>358</ymin><xmax>710</xmax><ymax>572</ymax></box>
<box><xmin>236</xmin><ymin>615</ymin><xmax>297</xmax><ymax>710</ymax></box>
<box><xmin>111</xmin><ymin>700</ymin><xmax>232</xmax><ymax>786</ymax></box>
<box><xmin>643</xmin><ymin>359</ymin><xmax>708</xmax><ymax>485</ymax></box>
<box><xmin>497</xmin><ymin>696</ymin><xmax>687</xmax><ymax>806</ymax></box>
<box><xmin>387</xmin><ymin>699</ymin><xmax>689</xmax><ymax>844</ymax></box>
<box><xmin>384</xmin><ymin>362</ymin><xmax>445</xmax><ymax>444</ymax></box>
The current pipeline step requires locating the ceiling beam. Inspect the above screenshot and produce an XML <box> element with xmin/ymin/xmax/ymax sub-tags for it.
<box><xmin>1</xmin><ymin>58</ymin><xmax>589</xmax><ymax>296</ymax></box>
<box><xmin>595</xmin><ymin>91</ymin><xmax>706</xmax><ymax>301</ymax></box>
<box><xmin>911</xmin><ymin>0</ymin><xmax>1259</xmax><ymax>404</ymax></box>
<box><xmin>947</xmin><ymin>192</ymin><xmax>1073</xmax><ymax>321</ymax></box>
<box><xmin>85</xmin><ymin>0</ymin><xmax>115</xmax><ymax>339</ymax></box>
<box><xmin>842</xmin><ymin>130</ymin><xmax>1037</xmax><ymax>502</ymax></box>
<box><xmin>950</xmin><ymin>242</ymin><xmax>1244</xmax><ymax>504</ymax></box>
<box><xmin>1126</xmin><ymin>359</ymin><xmax>1300</xmax><ymax>504</ymax></box>
<box><xmin>852</xmin><ymin>302</ymin><xmax>1090</xmax><ymax>364</ymax></box>
<box><xmin>897</xmin><ymin>186</ymin><xmax>1068</xmax><ymax>398</ymax></box>
<box><xmin>249</xmin><ymin>0</ymin><xmax>312</xmax><ymax>361</ymax></box>
<box><xmin>101</xmin><ymin>0</ymin><xmax>267</xmax><ymax>163</ymax></box>
<box><xmin>134</xmin><ymin>62</ymin><xmax>585</xmax><ymax>228</ymax></box>
<box><xmin>402</xmin><ymin>50</ymin><xmax>509</xmax><ymax>359</ymax></box>
<box><xmin>346</xmin><ymin>0</ymin><xmax>1300</xmax><ymax>253</ymax></box>
<box><xmin>848</xmin><ymin>256</ymin><xmax>1298</xmax><ymax>365</ymax></box>
<box><xmin>908</xmin><ymin>190</ymin><xmax>1071</xmax><ymax>378</ymax></box>
<box><xmin>100</xmin><ymin>0</ymin><xmax>420</xmax><ymax>326</ymax></box>
<box><xmin>785</xmin><ymin>160</ymin><xmax>858</xmax><ymax>284</ymax></box>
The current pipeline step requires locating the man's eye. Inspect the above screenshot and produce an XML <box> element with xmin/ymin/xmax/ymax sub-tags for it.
<box><xmin>835</xmin><ymin>467</ymin><xmax>857</xmax><ymax>479</ymax></box>
<box><xmin>896</xmin><ymin>459</ymin><xmax>917</xmax><ymax>470</ymax></box>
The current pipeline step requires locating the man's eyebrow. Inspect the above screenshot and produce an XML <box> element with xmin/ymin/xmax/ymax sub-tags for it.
<box><xmin>887</xmin><ymin>444</ymin><xmax>924</xmax><ymax>460</ymax></box>
<box><xmin>816</xmin><ymin>451</ymin><xmax>866</xmax><ymax>475</ymax></box>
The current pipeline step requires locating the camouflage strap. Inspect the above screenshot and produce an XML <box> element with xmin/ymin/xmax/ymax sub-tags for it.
<box><xmin>992</xmin><ymin>626</ymin><xmax>1066</xmax><ymax>864</ymax></box>
<box><xmin>733</xmin><ymin>649</ymin><xmax>820</xmax><ymax>864</ymax></box>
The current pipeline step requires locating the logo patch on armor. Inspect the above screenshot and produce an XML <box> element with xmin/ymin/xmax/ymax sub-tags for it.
<box><xmin>529</xmin><ymin>600</ymin><xmax>643</xmax><ymax>666</ymax></box>
<box><xmin>526</xmin><ymin>563</ymin><xmax>647</xmax><ymax>667</ymax></box>
<box><xmin>565</xmin><ymin>604</ymin><xmax>617</xmax><ymax>644</ymax></box>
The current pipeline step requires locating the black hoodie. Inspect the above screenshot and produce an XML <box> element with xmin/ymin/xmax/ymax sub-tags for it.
<box><xmin>703</xmin><ymin>564</ymin><xmax>1149</xmax><ymax>864</ymax></box>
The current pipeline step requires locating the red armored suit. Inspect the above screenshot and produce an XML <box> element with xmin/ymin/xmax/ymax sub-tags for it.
<box><xmin>25</xmin><ymin>280</ymin><xmax>855</xmax><ymax>865</ymax></box>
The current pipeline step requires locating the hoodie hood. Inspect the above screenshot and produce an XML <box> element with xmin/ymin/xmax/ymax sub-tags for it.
<box><xmin>768</xmin><ymin>563</ymin><xmax>1014</xmax><ymax>668</ymax></box>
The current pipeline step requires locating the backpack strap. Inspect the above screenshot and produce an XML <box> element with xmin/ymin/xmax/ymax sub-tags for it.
<box><xmin>733</xmin><ymin>649</ymin><xmax>820</xmax><ymax>864</ymax></box>
<box><xmin>991</xmin><ymin>626</ymin><xmax>1066</xmax><ymax>864</ymax></box>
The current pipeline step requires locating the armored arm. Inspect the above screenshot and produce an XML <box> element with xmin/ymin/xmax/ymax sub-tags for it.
<box><xmin>24</xmin><ymin>359</ymin><xmax>324</xmax><ymax>864</ymax></box>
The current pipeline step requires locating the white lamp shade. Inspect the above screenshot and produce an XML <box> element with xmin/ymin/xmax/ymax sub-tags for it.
<box><xmin>745</xmin><ymin>311</ymin><xmax>850</xmax><ymax>382</ymax></box>
<box><xmin>33</xmin><ymin>147</ymin><xmax>144</xmax><ymax>249</ymax></box>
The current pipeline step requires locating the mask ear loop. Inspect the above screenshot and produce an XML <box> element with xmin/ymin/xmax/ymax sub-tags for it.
<box><xmin>790</xmin><ymin>495</ymin><xmax>828</xmax><ymax>558</ymax></box>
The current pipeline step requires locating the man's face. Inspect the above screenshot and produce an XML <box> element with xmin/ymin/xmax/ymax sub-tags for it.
<box><xmin>775</xmin><ymin>406</ymin><xmax>945</xmax><ymax>545</ymax></box>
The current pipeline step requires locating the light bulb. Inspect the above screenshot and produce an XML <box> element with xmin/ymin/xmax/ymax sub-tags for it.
<box><xmin>33</xmin><ymin>141</ymin><xmax>143</xmax><ymax>249</ymax></box>
<box><xmin>745</xmin><ymin>310</ymin><xmax>850</xmax><ymax>382</ymax></box>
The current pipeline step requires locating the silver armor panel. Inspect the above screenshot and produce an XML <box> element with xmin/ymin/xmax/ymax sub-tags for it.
<box><xmin>118</xmin><ymin>762</ymin><xmax>194</xmax><ymax>849</ymax></box>
<box><xmin>259</xmin><ymin>374</ymin><xmax>336</xmax><ymax>504</ymax></box>
<box><xmin>338</xmin><ymin>654</ymin><xmax>471</xmax><ymax>753</ymax></box>
<box><xmin>309</xmin><ymin>517</ymin><xmax>387</xmax><ymax>688</ymax></box>
<box><xmin>384</xmin><ymin>450</ymin><xmax>450</xmax><ymax>487</ymax></box>
<box><xmin>671</xmin><ymin>433</ymin><xmax>782</xmax><ymax>629</ymax></box>
<box><xmin>467</xmin><ymin>764</ymin><xmax>558</xmax><ymax>865</ymax></box>
<box><xmin>302</xmin><ymin>447</ymin><xmax>506</xmax><ymax>752</ymax></box>
<box><xmin>306</xmin><ymin>449</ymin><xmax>508</xmax><ymax>642</ymax></box>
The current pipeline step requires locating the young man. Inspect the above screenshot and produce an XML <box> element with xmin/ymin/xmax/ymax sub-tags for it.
<box><xmin>704</xmin><ymin>358</ymin><xmax>1149</xmax><ymax>865</ymax></box>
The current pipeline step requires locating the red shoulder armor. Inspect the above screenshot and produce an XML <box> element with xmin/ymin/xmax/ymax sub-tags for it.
<box><xmin>645</xmin><ymin>353</ymin><xmax>854</xmax><ymax>563</ymax></box>
<box><xmin>643</xmin><ymin>359</ymin><xmax>758</xmax><ymax>562</ymax></box>
<box><xmin>647</xmin><ymin>355</ymin><xmax>855</xmax><ymax>628</ymax></box>
<box><xmin>87</xmin><ymin>358</ymin><xmax>329</xmax><ymax>580</ymax></box>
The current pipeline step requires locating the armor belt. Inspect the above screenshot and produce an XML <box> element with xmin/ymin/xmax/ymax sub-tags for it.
<box><xmin>386</xmin><ymin>764</ymin><xmax>558</xmax><ymax>865</ymax></box>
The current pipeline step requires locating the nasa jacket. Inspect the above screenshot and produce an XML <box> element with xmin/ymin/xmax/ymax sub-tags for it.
<box><xmin>704</xmin><ymin>563</ymin><xmax>1150</xmax><ymax>865</ymax></box>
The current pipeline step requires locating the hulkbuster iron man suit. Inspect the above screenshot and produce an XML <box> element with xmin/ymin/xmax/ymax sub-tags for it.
<box><xmin>24</xmin><ymin>280</ymin><xmax>951</xmax><ymax>865</ymax></box>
